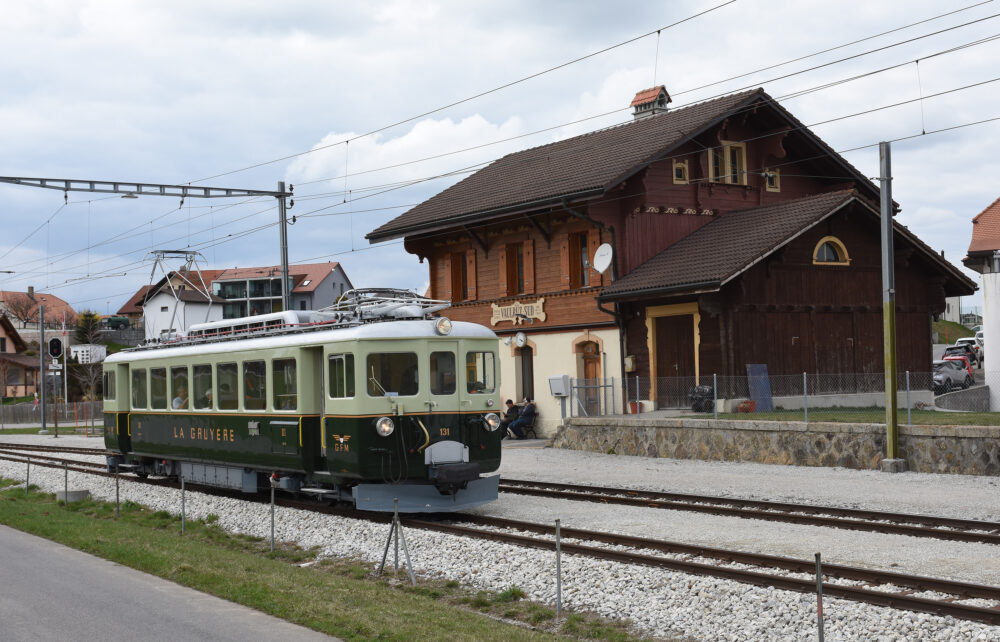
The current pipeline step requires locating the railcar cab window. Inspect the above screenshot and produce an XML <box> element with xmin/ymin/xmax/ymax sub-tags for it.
<box><xmin>171</xmin><ymin>366</ymin><xmax>189</xmax><ymax>410</ymax></box>
<box><xmin>103</xmin><ymin>371</ymin><xmax>116</xmax><ymax>400</ymax></box>
<box><xmin>329</xmin><ymin>353</ymin><xmax>355</xmax><ymax>398</ymax></box>
<box><xmin>150</xmin><ymin>368</ymin><xmax>167</xmax><ymax>409</ymax></box>
<box><xmin>367</xmin><ymin>352</ymin><xmax>418</xmax><ymax>396</ymax></box>
<box><xmin>217</xmin><ymin>363</ymin><xmax>239</xmax><ymax>410</ymax></box>
<box><xmin>466</xmin><ymin>351</ymin><xmax>496</xmax><ymax>393</ymax></box>
<box><xmin>430</xmin><ymin>351</ymin><xmax>456</xmax><ymax>395</ymax></box>
<box><xmin>244</xmin><ymin>361</ymin><xmax>266</xmax><ymax>410</ymax></box>
<box><xmin>273</xmin><ymin>358</ymin><xmax>297</xmax><ymax>410</ymax></box>
<box><xmin>131</xmin><ymin>369</ymin><xmax>147</xmax><ymax>409</ymax></box>
<box><xmin>193</xmin><ymin>364</ymin><xmax>212</xmax><ymax>409</ymax></box>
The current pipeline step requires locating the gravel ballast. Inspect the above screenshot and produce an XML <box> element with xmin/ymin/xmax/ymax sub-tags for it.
<box><xmin>1</xmin><ymin>434</ymin><xmax>999</xmax><ymax>641</ymax></box>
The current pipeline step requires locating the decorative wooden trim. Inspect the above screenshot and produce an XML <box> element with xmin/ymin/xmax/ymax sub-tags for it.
<box><xmin>571</xmin><ymin>329</ymin><xmax>605</xmax><ymax>354</ymax></box>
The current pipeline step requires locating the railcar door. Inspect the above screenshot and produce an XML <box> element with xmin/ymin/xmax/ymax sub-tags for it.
<box><xmin>105</xmin><ymin>363</ymin><xmax>132</xmax><ymax>453</ymax></box>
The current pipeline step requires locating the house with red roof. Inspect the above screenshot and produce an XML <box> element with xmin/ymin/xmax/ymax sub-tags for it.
<box><xmin>0</xmin><ymin>314</ymin><xmax>40</xmax><ymax>397</ymax></box>
<box><xmin>368</xmin><ymin>86</ymin><xmax>974</xmax><ymax>428</ymax></box>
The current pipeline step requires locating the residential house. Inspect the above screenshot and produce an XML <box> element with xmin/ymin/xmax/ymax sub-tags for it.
<box><xmin>0</xmin><ymin>314</ymin><xmax>40</xmax><ymax>398</ymax></box>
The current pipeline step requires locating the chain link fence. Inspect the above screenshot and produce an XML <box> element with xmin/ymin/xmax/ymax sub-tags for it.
<box><xmin>566</xmin><ymin>378</ymin><xmax>623</xmax><ymax>418</ymax></box>
<box><xmin>621</xmin><ymin>369</ymin><xmax>1000</xmax><ymax>423</ymax></box>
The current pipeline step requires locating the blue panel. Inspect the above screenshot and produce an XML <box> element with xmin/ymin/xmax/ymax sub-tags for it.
<box><xmin>746</xmin><ymin>363</ymin><xmax>774</xmax><ymax>412</ymax></box>
<box><xmin>353</xmin><ymin>475</ymin><xmax>499</xmax><ymax>513</ymax></box>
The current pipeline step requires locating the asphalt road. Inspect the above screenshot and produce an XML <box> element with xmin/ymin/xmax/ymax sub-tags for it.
<box><xmin>0</xmin><ymin>525</ymin><xmax>336</xmax><ymax>641</ymax></box>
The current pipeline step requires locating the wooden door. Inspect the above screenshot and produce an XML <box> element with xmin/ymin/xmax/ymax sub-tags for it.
<box><xmin>655</xmin><ymin>315</ymin><xmax>695</xmax><ymax>408</ymax></box>
<box><xmin>517</xmin><ymin>346</ymin><xmax>534</xmax><ymax>401</ymax></box>
<box><xmin>581</xmin><ymin>341</ymin><xmax>601</xmax><ymax>415</ymax></box>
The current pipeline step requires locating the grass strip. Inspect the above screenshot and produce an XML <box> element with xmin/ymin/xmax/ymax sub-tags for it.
<box><xmin>0</xmin><ymin>485</ymin><xmax>644</xmax><ymax>641</ymax></box>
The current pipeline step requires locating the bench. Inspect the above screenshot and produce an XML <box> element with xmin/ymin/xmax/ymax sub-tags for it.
<box><xmin>506</xmin><ymin>411</ymin><xmax>538</xmax><ymax>440</ymax></box>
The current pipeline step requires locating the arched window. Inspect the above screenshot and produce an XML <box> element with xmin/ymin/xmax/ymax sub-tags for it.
<box><xmin>812</xmin><ymin>236</ymin><xmax>850</xmax><ymax>266</ymax></box>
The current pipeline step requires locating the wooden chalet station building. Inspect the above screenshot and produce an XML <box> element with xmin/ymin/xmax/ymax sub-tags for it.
<box><xmin>368</xmin><ymin>86</ymin><xmax>974</xmax><ymax>435</ymax></box>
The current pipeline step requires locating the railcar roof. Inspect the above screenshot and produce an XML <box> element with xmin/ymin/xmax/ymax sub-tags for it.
<box><xmin>105</xmin><ymin>320</ymin><xmax>497</xmax><ymax>364</ymax></box>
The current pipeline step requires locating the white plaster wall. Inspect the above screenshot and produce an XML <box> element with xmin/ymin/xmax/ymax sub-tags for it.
<box><xmin>983</xmin><ymin>272</ymin><xmax>1000</xmax><ymax>411</ymax></box>
<box><xmin>143</xmin><ymin>295</ymin><xmax>222</xmax><ymax>340</ymax></box>
<box><xmin>497</xmin><ymin>327</ymin><xmax>621</xmax><ymax>437</ymax></box>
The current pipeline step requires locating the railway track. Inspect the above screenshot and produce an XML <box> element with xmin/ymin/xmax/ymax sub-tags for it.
<box><xmin>4</xmin><ymin>446</ymin><xmax>1000</xmax><ymax>626</ymax></box>
<box><xmin>499</xmin><ymin>478</ymin><xmax>1000</xmax><ymax>546</ymax></box>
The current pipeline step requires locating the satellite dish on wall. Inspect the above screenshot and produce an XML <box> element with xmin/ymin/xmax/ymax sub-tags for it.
<box><xmin>592</xmin><ymin>243</ymin><xmax>613</xmax><ymax>274</ymax></box>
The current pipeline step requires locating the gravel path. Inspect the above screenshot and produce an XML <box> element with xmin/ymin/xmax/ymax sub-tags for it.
<box><xmin>1</xmin><ymin>435</ymin><xmax>998</xmax><ymax>640</ymax></box>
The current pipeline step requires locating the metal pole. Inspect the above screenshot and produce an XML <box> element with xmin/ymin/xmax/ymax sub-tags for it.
<box><xmin>906</xmin><ymin>370</ymin><xmax>911</xmax><ymax>425</ymax></box>
<box><xmin>394</xmin><ymin>498</ymin><xmax>400</xmax><ymax>574</ymax></box>
<box><xmin>63</xmin><ymin>462</ymin><xmax>67</xmax><ymax>503</ymax></box>
<box><xmin>25</xmin><ymin>457</ymin><xmax>29</xmax><ymax>496</ymax></box>
<box><xmin>803</xmin><ymin>372</ymin><xmax>808</xmax><ymax>424</ymax></box>
<box><xmin>713</xmin><ymin>373</ymin><xmax>718</xmax><ymax>420</ymax></box>
<box><xmin>879</xmin><ymin>141</ymin><xmax>899</xmax><ymax>459</ymax></box>
<box><xmin>815</xmin><ymin>552</ymin><xmax>825</xmax><ymax>642</ymax></box>
<box><xmin>181</xmin><ymin>475</ymin><xmax>186</xmax><ymax>535</ymax></box>
<box><xmin>397</xmin><ymin>502</ymin><xmax>416</xmax><ymax>586</ymax></box>
<box><xmin>270</xmin><ymin>486</ymin><xmax>275</xmax><ymax>553</ymax></box>
<box><xmin>555</xmin><ymin>518</ymin><xmax>562</xmax><ymax>619</ymax></box>
<box><xmin>39</xmin><ymin>303</ymin><xmax>47</xmax><ymax>435</ymax></box>
<box><xmin>115</xmin><ymin>469</ymin><xmax>120</xmax><ymax>519</ymax></box>
<box><xmin>277</xmin><ymin>181</ymin><xmax>291</xmax><ymax>312</ymax></box>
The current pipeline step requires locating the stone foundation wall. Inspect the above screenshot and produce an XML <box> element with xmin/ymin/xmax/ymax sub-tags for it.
<box><xmin>553</xmin><ymin>417</ymin><xmax>1000</xmax><ymax>475</ymax></box>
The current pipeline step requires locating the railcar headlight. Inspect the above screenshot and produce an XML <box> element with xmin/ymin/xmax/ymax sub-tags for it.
<box><xmin>435</xmin><ymin>317</ymin><xmax>452</xmax><ymax>335</ymax></box>
<box><xmin>483</xmin><ymin>412</ymin><xmax>500</xmax><ymax>431</ymax></box>
<box><xmin>375</xmin><ymin>416</ymin><xmax>395</xmax><ymax>437</ymax></box>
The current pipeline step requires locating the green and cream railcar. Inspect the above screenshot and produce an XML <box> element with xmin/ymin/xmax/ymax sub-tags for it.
<box><xmin>103</xmin><ymin>304</ymin><xmax>503</xmax><ymax>512</ymax></box>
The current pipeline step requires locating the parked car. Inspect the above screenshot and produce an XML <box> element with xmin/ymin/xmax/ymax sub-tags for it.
<box><xmin>955</xmin><ymin>337</ymin><xmax>981</xmax><ymax>364</ymax></box>
<box><xmin>942</xmin><ymin>353</ymin><xmax>974</xmax><ymax>379</ymax></box>
<box><xmin>943</xmin><ymin>344</ymin><xmax>978</xmax><ymax>368</ymax></box>
<box><xmin>101</xmin><ymin>316</ymin><xmax>131</xmax><ymax>330</ymax></box>
<box><xmin>933</xmin><ymin>360</ymin><xmax>970</xmax><ymax>394</ymax></box>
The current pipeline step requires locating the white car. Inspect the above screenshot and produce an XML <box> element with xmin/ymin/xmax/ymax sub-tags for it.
<box><xmin>955</xmin><ymin>337</ymin><xmax>981</xmax><ymax>366</ymax></box>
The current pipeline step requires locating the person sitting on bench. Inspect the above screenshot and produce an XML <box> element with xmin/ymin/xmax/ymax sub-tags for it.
<box><xmin>507</xmin><ymin>398</ymin><xmax>535</xmax><ymax>440</ymax></box>
<box><xmin>499</xmin><ymin>399</ymin><xmax>519</xmax><ymax>436</ymax></box>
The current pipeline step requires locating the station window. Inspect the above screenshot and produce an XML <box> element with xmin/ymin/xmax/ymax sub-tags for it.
<box><xmin>812</xmin><ymin>236</ymin><xmax>851</xmax><ymax>266</ymax></box>
<box><xmin>505</xmin><ymin>243</ymin><xmax>525</xmax><ymax>296</ymax></box>
<box><xmin>217</xmin><ymin>363</ymin><xmax>239</xmax><ymax>410</ymax></box>
<box><xmin>430</xmin><ymin>351</ymin><xmax>456</xmax><ymax>395</ymax></box>
<box><xmin>273</xmin><ymin>358</ymin><xmax>297</xmax><ymax>410</ymax></box>
<box><xmin>329</xmin><ymin>353</ymin><xmax>355</xmax><ymax>398</ymax></box>
<box><xmin>568</xmin><ymin>232</ymin><xmax>590</xmax><ymax>289</ymax></box>
<box><xmin>466</xmin><ymin>351</ymin><xmax>496</xmax><ymax>393</ymax></box>
<box><xmin>367</xmin><ymin>353</ymin><xmax>418</xmax><ymax>396</ymax></box>
<box><xmin>103</xmin><ymin>371</ymin><xmax>116</xmax><ymax>400</ymax></box>
<box><xmin>171</xmin><ymin>366</ymin><xmax>189</xmax><ymax>410</ymax></box>
<box><xmin>150</xmin><ymin>368</ymin><xmax>167</xmax><ymax>410</ymax></box>
<box><xmin>193</xmin><ymin>364</ymin><xmax>212</xmax><ymax>409</ymax></box>
<box><xmin>131</xmin><ymin>369</ymin><xmax>146</xmax><ymax>409</ymax></box>
<box><xmin>672</xmin><ymin>159</ymin><xmax>689</xmax><ymax>184</ymax></box>
<box><xmin>243</xmin><ymin>361</ymin><xmax>266</xmax><ymax>410</ymax></box>
<box><xmin>709</xmin><ymin>141</ymin><xmax>747</xmax><ymax>185</ymax></box>
<box><xmin>765</xmin><ymin>168</ymin><xmax>781</xmax><ymax>192</ymax></box>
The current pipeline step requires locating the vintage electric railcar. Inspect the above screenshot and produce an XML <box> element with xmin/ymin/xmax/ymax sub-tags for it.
<box><xmin>102</xmin><ymin>290</ymin><xmax>503</xmax><ymax>512</ymax></box>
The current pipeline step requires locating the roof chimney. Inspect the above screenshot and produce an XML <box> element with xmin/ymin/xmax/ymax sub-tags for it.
<box><xmin>630</xmin><ymin>85</ymin><xmax>671</xmax><ymax>121</ymax></box>
<box><xmin>27</xmin><ymin>286</ymin><xmax>34</xmax><ymax>300</ymax></box>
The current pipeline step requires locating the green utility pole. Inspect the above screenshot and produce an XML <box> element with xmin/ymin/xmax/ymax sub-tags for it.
<box><xmin>879</xmin><ymin>142</ymin><xmax>903</xmax><ymax>471</ymax></box>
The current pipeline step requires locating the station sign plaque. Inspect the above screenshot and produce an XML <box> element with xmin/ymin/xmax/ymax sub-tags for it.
<box><xmin>490</xmin><ymin>298</ymin><xmax>546</xmax><ymax>326</ymax></box>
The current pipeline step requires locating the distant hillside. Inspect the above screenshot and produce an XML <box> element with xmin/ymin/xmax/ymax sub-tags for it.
<box><xmin>933</xmin><ymin>320</ymin><xmax>973</xmax><ymax>344</ymax></box>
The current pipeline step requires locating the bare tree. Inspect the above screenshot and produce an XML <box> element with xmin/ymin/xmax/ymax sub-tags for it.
<box><xmin>2</xmin><ymin>293</ymin><xmax>38</xmax><ymax>327</ymax></box>
<box><xmin>71</xmin><ymin>362</ymin><xmax>102</xmax><ymax>401</ymax></box>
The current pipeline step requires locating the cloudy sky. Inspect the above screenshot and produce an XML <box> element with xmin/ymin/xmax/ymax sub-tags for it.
<box><xmin>1</xmin><ymin>1</ymin><xmax>998</xmax><ymax>315</ymax></box>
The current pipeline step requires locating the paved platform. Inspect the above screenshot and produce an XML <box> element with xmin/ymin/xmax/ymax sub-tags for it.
<box><xmin>0</xmin><ymin>526</ymin><xmax>337</xmax><ymax>641</ymax></box>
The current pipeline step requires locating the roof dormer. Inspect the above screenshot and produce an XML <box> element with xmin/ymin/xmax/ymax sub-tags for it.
<box><xmin>630</xmin><ymin>85</ymin><xmax>671</xmax><ymax>121</ymax></box>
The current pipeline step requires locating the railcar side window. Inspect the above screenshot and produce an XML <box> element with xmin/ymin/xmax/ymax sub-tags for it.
<box><xmin>217</xmin><ymin>363</ymin><xmax>238</xmax><ymax>410</ymax></box>
<box><xmin>366</xmin><ymin>353</ymin><xmax>418</xmax><ymax>396</ymax></box>
<box><xmin>131</xmin><ymin>369</ymin><xmax>147</xmax><ymax>409</ymax></box>
<box><xmin>103</xmin><ymin>371</ymin><xmax>116</xmax><ymax>400</ymax></box>
<box><xmin>273</xmin><ymin>358</ymin><xmax>297</xmax><ymax>410</ymax></box>
<box><xmin>329</xmin><ymin>353</ymin><xmax>355</xmax><ymax>398</ymax></box>
<box><xmin>430</xmin><ymin>351</ymin><xmax>456</xmax><ymax>395</ymax></box>
<box><xmin>171</xmin><ymin>366</ymin><xmax>189</xmax><ymax>410</ymax></box>
<box><xmin>465</xmin><ymin>351</ymin><xmax>496</xmax><ymax>393</ymax></box>
<box><xmin>244</xmin><ymin>360</ymin><xmax>266</xmax><ymax>410</ymax></box>
<box><xmin>150</xmin><ymin>368</ymin><xmax>167</xmax><ymax>409</ymax></box>
<box><xmin>193</xmin><ymin>364</ymin><xmax>212</xmax><ymax>409</ymax></box>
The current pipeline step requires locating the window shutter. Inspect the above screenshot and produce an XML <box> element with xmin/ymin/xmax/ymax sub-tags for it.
<box><xmin>442</xmin><ymin>254</ymin><xmax>453</xmax><ymax>302</ymax></box>
<box><xmin>465</xmin><ymin>249</ymin><xmax>477</xmax><ymax>300</ymax></box>
<box><xmin>587</xmin><ymin>228</ymin><xmax>602</xmax><ymax>285</ymax></box>
<box><xmin>559</xmin><ymin>236</ymin><xmax>570</xmax><ymax>289</ymax></box>
<box><xmin>498</xmin><ymin>244</ymin><xmax>508</xmax><ymax>297</ymax></box>
<box><xmin>523</xmin><ymin>240</ymin><xmax>535</xmax><ymax>294</ymax></box>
